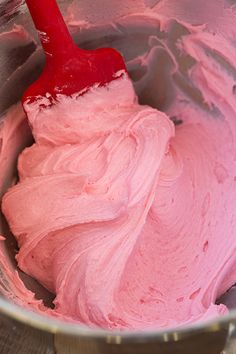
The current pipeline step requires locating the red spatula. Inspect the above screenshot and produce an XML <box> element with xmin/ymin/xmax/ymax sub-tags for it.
<box><xmin>22</xmin><ymin>0</ymin><xmax>127</xmax><ymax>104</ymax></box>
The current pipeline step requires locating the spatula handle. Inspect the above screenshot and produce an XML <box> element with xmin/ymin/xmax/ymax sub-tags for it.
<box><xmin>25</xmin><ymin>0</ymin><xmax>75</xmax><ymax>59</ymax></box>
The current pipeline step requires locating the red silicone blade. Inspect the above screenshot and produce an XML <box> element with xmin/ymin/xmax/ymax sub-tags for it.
<box><xmin>23</xmin><ymin>0</ymin><xmax>127</xmax><ymax>103</ymax></box>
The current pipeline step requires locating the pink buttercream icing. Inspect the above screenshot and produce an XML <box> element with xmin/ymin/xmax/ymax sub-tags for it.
<box><xmin>1</xmin><ymin>0</ymin><xmax>236</xmax><ymax>330</ymax></box>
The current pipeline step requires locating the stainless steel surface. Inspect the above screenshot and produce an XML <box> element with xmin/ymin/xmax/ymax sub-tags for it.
<box><xmin>0</xmin><ymin>1</ymin><xmax>236</xmax><ymax>353</ymax></box>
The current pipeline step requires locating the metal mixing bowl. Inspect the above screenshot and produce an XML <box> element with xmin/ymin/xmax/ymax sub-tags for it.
<box><xmin>0</xmin><ymin>1</ymin><xmax>236</xmax><ymax>353</ymax></box>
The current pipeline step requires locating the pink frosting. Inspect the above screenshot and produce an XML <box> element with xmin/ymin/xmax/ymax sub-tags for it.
<box><xmin>2</xmin><ymin>66</ymin><xmax>236</xmax><ymax>329</ymax></box>
<box><xmin>2</xmin><ymin>0</ymin><xmax>236</xmax><ymax>330</ymax></box>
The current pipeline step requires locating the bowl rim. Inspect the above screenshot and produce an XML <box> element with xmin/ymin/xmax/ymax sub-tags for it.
<box><xmin>0</xmin><ymin>296</ymin><xmax>234</xmax><ymax>343</ymax></box>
